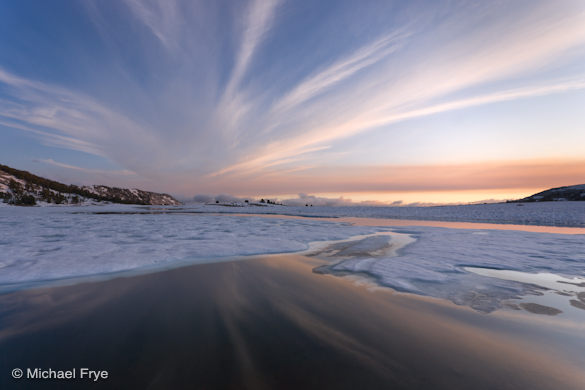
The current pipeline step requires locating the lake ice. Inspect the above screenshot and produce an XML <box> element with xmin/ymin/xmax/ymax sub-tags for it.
<box><xmin>1</xmin><ymin>203</ymin><xmax>584</xmax><ymax>314</ymax></box>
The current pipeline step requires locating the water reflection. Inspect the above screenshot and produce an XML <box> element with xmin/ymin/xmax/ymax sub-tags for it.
<box><xmin>1</xmin><ymin>254</ymin><xmax>584</xmax><ymax>389</ymax></box>
<box><xmin>465</xmin><ymin>267</ymin><xmax>585</xmax><ymax>321</ymax></box>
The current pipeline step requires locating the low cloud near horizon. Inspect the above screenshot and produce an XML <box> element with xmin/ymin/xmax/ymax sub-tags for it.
<box><xmin>190</xmin><ymin>192</ymin><xmax>504</xmax><ymax>207</ymax></box>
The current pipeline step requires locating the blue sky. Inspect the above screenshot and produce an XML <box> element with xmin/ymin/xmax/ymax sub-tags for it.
<box><xmin>1</xmin><ymin>0</ymin><xmax>585</xmax><ymax>203</ymax></box>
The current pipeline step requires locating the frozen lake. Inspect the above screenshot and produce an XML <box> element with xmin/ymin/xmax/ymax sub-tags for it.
<box><xmin>1</xmin><ymin>202</ymin><xmax>584</xmax><ymax>317</ymax></box>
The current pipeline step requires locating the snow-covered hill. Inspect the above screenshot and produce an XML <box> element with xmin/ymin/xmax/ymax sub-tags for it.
<box><xmin>80</xmin><ymin>184</ymin><xmax>180</xmax><ymax>206</ymax></box>
<box><xmin>515</xmin><ymin>184</ymin><xmax>585</xmax><ymax>202</ymax></box>
<box><xmin>0</xmin><ymin>164</ymin><xmax>180</xmax><ymax>206</ymax></box>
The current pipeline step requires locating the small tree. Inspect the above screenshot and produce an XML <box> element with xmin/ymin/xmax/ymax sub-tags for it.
<box><xmin>18</xmin><ymin>194</ymin><xmax>36</xmax><ymax>206</ymax></box>
<box><xmin>0</xmin><ymin>191</ymin><xmax>9</xmax><ymax>203</ymax></box>
<box><xmin>41</xmin><ymin>188</ymin><xmax>52</xmax><ymax>202</ymax></box>
<box><xmin>8</xmin><ymin>179</ymin><xmax>23</xmax><ymax>195</ymax></box>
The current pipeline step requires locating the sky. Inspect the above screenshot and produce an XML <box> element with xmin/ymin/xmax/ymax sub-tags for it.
<box><xmin>1</xmin><ymin>0</ymin><xmax>584</xmax><ymax>204</ymax></box>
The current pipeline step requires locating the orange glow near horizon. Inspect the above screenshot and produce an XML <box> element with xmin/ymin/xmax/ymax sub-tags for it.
<box><xmin>251</xmin><ymin>188</ymin><xmax>539</xmax><ymax>205</ymax></box>
<box><xmin>210</xmin><ymin>158</ymin><xmax>585</xmax><ymax>205</ymax></box>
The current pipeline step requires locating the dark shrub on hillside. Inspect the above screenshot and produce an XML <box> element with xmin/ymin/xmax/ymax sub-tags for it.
<box><xmin>16</xmin><ymin>194</ymin><xmax>37</xmax><ymax>206</ymax></box>
<box><xmin>9</xmin><ymin>193</ymin><xmax>36</xmax><ymax>206</ymax></box>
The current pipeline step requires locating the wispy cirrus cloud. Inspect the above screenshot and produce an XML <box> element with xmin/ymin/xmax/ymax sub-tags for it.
<box><xmin>270</xmin><ymin>31</ymin><xmax>409</xmax><ymax>115</ymax></box>
<box><xmin>0</xmin><ymin>66</ymin><xmax>160</xmax><ymax>173</ymax></box>
<box><xmin>1</xmin><ymin>0</ymin><xmax>585</xmax><ymax>198</ymax></box>
<box><xmin>225</xmin><ymin>0</ymin><xmax>281</xmax><ymax>97</ymax></box>
<box><xmin>210</xmin><ymin>2</ymin><xmax>585</xmax><ymax>177</ymax></box>
<box><xmin>122</xmin><ymin>0</ymin><xmax>182</xmax><ymax>51</ymax></box>
<box><xmin>0</xmin><ymin>119</ymin><xmax>103</xmax><ymax>156</ymax></box>
<box><xmin>39</xmin><ymin>158</ymin><xmax>135</xmax><ymax>176</ymax></box>
<box><xmin>209</xmin><ymin>76</ymin><xmax>585</xmax><ymax>178</ymax></box>
<box><xmin>214</xmin><ymin>0</ymin><xmax>282</xmax><ymax>141</ymax></box>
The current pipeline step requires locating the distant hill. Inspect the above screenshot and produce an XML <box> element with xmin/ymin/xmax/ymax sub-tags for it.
<box><xmin>512</xmin><ymin>184</ymin><xmax>585</xmax><ymax>203</ymax></box>
<box><xmin>0</xmin><ymin>164</ymin><xmax>181</xmax><ymax>206</ymax></box>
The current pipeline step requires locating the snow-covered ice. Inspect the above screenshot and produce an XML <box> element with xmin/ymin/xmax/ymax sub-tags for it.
<box><xmin>188</xmin><ymin>201</ymin><xmax>585</xmax><ymax>227</ymax></box>
<box><xmin>0</xmin><ymin>205</ymin><xmax>382</xmax><ymax>290</ymax></box>
<box><xmin>315</xmin><ymin>227</ymin><xmax>585</xmax><ymax>313</ymax></box>
<box><xmin>1</xmin><ymin>203</ymin><xmax>584</xmax><ymax>315</ymax></box>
